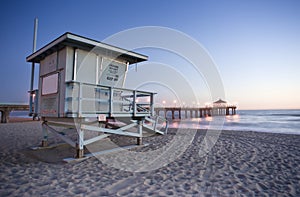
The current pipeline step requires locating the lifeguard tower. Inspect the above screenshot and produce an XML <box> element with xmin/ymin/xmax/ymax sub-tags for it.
<box><xmin>26</xmin><ymin>32</ymin><xmax>167</xmax><ymax>158</ymax></box>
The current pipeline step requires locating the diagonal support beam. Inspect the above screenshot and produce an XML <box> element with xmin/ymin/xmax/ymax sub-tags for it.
<box><xmin>83</xmin><ymin>134</ymin><xmax>109</xmax><ymax>145</ymax></box>
<box><xmin>43</xmin><ymin>123</ymin><xmax>76</xmax><ymax>148</ymax></box>
<box><xmin>82</xmin><ymin>123</ymin><xmax>142</xmax><ymax>138</ymax></box>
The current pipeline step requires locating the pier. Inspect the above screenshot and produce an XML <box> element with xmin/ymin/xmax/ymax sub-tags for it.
<box><xmin>155</xmin><ymin>99</ymin><xmax>237</xmax><ymax>119</ymax></box>
<box><xmin>0</xmin><ymin>104</ymin><xmax>29</xmax><ymax>123</ymax></box>
<box><xmin>155</xmin><ymin>106</ymin><xmax>236</xmax><ymax>119</ymax></box>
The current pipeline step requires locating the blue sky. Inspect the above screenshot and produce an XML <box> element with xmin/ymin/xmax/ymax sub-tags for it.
<box><xmin>0</xmin><ymin>0</ymin><xmax>299</xmax><ymax>109</ymax></box>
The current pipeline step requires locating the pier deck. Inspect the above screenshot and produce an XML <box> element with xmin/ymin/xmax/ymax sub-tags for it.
<box><xmin>0</xmin><ymin>104</ymin><xmax>29</xmax><ymax>123</ymax></box>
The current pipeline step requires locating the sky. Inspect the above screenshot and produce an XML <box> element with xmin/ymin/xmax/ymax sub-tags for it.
<box><xmin>0</xmin><ymin>0</ymin><xmax>299</xmax><ymax>109</ymax></box>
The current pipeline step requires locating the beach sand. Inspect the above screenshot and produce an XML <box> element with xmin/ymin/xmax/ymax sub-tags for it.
<box><xmin>1</xmin><ymin>120</ymin><xmax>300</xmax><ymax>196</ymax></box>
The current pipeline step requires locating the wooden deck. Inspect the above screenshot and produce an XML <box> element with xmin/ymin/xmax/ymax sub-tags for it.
<box><xmin>0</xmin><ymin>104</ymin><xmax>29</xmax><ymax>123</ymax></box>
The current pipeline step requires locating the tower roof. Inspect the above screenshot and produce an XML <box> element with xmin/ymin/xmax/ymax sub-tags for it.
<box><xmin>26</xmin><ymin>32</ymin><xmax>148</xmax><ymax>64</ymax></box>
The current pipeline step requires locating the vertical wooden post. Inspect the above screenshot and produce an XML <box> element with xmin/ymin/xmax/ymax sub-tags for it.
<box><xmin>1</xmin><ymin>110</ymin><xmax>6</xmax><ymax>123</ymax></box>
<box><xmin>179</xmin><ymin>109</ymin><xmax>181</xmax><ymax>119</ymax></box>
<box><xmin>41</xmin><ymin>122</ymin><xmax>48</xmax><ymax>147</ymax></box>
<box><xmin>150</xmin><ymin>93</ymin><xmax>154</xmax><ymax>116</ymax></box>
<box><xmin>76</xmin><ymin>143</ymin><xmax>84</xmax><ymax>158</ymax></box>
<box><xmin>2</xmin><ymin>109</ymin><xmax>10</xmax><ymax>123</ymax></box>
<box><xmin>137</xmin><ymin>120</ymin><xmax>143</xmax><ymax>145</ymax></box>
<box><xmin>133</xmin><ymin>90</ymin><xmax>136</xmax><ymax>117</ymax></box>
<box><xmin>0</xmin><ymin>110</ymin><xmax>3</xmax><ymax>123</ymax></box>
<box><xmin>137</xmin><ymin>137</ymin><xmax>143</xmax><ymax>145</ymax></box>
<box><xmin>76</xmin><ymin>127</ymin><xmax>84</xmax><ymax>158</ymax></box>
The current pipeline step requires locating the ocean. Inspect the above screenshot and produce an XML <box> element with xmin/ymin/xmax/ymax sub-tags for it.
<box><xmin>167</xmin><ymin>109</ymin><xmax>300</xmax><ymax>135</ymax></box>
<box><xmin>7</xmin><ymin>109</ymin><xmax>300</xmax><ymax>135</ymax></box>
<box><xmin>9</xmin><ymin>111</ymin><xmax>31</xmax><ymax>119</ymax></box>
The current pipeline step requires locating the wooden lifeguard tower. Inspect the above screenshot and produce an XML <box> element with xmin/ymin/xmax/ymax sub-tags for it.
<box><xmin>26</xmin><ymin>32</ymin><xmax>167</xmax><ymax>158</ymax></box>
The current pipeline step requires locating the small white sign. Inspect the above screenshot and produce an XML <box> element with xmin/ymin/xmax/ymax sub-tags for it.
<box><xmin>98</xmin><ymin>114</ymin><xmax>106</xmax><ymax>122</ymax></box>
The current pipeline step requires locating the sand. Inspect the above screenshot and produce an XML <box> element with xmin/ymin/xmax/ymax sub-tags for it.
<box><xmin>1</xmin><ymin>120</ymin><xmax>300</xmax><ymax>196</ymax></box>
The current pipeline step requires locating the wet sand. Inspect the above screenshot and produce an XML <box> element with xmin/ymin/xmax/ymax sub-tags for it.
<box><xmin>0</xmin><ymin>121</ymin><xmax>300</xmax><ymax>196</ymax></box>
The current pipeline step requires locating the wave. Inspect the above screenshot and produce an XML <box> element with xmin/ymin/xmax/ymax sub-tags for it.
<box><xmin>167</xmin><ymin>109</ymin><xmax>300</xmax><ymax>135</ymax></box>
<box><xmin>268</xmin><ymin>113</ymin><xmax>300</xmax><ymax>117</ymax></box>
